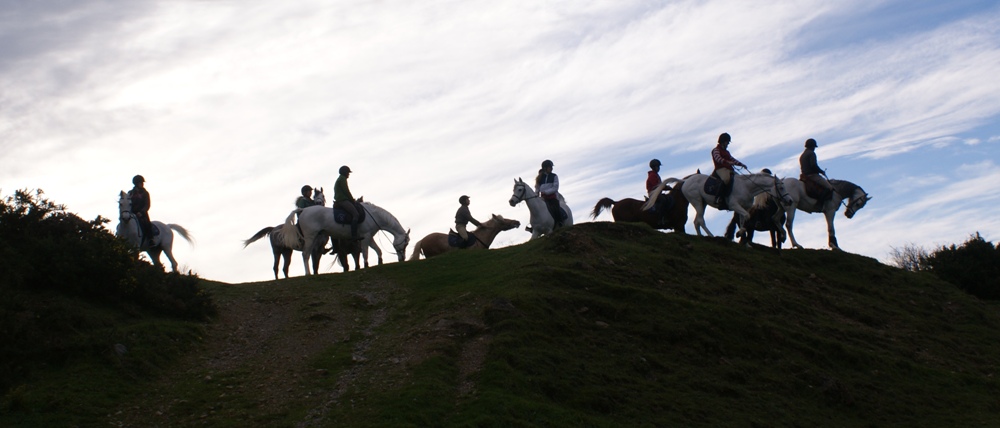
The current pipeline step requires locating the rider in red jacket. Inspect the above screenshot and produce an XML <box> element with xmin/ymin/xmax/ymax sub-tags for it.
<box><xmin>711</xmin><ymin>133</ymin><xmax>747</xmax><ymax>208</ymax></box>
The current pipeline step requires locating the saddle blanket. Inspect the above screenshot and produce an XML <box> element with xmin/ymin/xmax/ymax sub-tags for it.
<box><xmin>333</xmin><ymin>205</ymin><xmax>367</xmax><ymax>224</ymax></box>
<box><xmin>448</xmin><ymin>231</ymin><xmax>476</xmax><ymax>248</ymax></box>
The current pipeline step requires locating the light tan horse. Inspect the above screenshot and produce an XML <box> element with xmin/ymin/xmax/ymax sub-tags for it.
<box><xmin>409</xmin><ymin>214</ymin><xmax>521</xmax><ymax>260</ymax></box>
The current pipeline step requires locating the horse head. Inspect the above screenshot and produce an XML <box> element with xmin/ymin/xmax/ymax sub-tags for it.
<box><xmin>845</xmin><ymin>190</ymin><xmax>870</xmax><ymax>219</ymax></box>
<box><xmin>509</xmin><ymin>178</ymin><xmax>534</xmax><ymax>207</ymax></box>
<box><xmin>392</xmin><ymin>228</ymin><xmax>411</xmax><ymax>262</ymax></box>
<box><xmin>771</xmin><ymin>175</ymin><xmax>794</xmax><ymax>207</ymax></box>
<box><xmin>491</xmin><ymin>214</ymin><xmax>521</xmax><ymax>231</ymax></box>
<box><xmin>312</xmin><ymin>187</ymin><xmax>326</xmax><ymax>206</ymax></box>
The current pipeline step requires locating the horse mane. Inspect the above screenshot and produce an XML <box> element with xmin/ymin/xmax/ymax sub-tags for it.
<box><xmin>829</xmin><ymin>179</ymin><xmax>859</xmax><ymax>197</ymax></box>
<box><xmin>359</xmin><ymin>201</ymin><xmax>400</xmax><ymax>224</ymax></box>
<box><xmin>752</xmin><ymin>193</ymin><xmax>770</xmax><ymax>210</ymax></box>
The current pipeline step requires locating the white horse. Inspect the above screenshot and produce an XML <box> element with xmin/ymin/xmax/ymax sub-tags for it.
<box><xmin>644</xmin><ymin>171</ymin><xmax>793</xmax><ymax>241</ymax></box>
<box><xmin>508</xmin><ymin>178</ymin><xmax>574</xmax><ymax>239</ymax></box>
<box><xmin>282</xmin><ymin>201</ymin><xmax>409</xmax><ymax>275</ymax></box>
<box><xmin>243</xmin><ymin>187</ymin><xmax>331</xmax><ymax>279</ymax></box>
<box><xmin>782</xmin><ymin>178</ymin><xmax>871</xmax><ymax>250</ymax></box>
<box><xmin>116</xmin><ymin>191</ymin><xmax>193</xmax><ymax>272</ymax></box>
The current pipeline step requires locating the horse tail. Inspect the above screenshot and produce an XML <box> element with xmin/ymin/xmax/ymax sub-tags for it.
<box><xmin>243</xmin><ymin>226</ymin><xmax>275</xmax><ymax>248</ymax></box>
<box><xmin>590</xmin><ymin>198</ymin><xmax>615</xmax><ymax>219</ymax></box>
<box><xmin>409</xmin><ymin>238</ymin><xmax>424</xmax><ymax>261</ymax></box>
<box><xmin>281</xmin><ymin>211</ymin><xmax>302</xmax><ymax>249</ymax></box>
<box><xmin>642</xmin><ymin>178</ymin><xmax>683</xmax><ymax>211</ymax></box>
<box><xmin>168</xmin><ymin>224</ymin><xmax>194</xmax><ymax>245</ymax></box>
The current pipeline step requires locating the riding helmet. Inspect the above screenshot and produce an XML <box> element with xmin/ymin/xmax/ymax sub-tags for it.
<box><xmin>805</xmin><ymin>138</ymin><xmax>818</xmax><ymax>148</ymax></box>
<box><xmin>541</xmin><ymin>159</ymin><xmax>554</xmax><ymax>169</ymax></box>
<box><xmin>132</xmin><ymin>175</ymin><xmax>145</xmax><ymax>185</ymax></box>
<box><xmin>301</xmin><ymin>185</ymin><xmax>312</xmax><ymax>195</ymax></box>
<box><xmin>649</xmin><ymin>159</ymin><xmax>661</xmax><ymax>168</ymax></box>
<box><xmin>718</xmin><ymin>133</ymin><xmax>731</xmax><ymax>144</ymax></box>
<box><xmin>339</xmin><ymin>165</ymin><xmax>351</xmax><ymax>175</ymax></box>
<box><xmin>459</xmin><ymin>195</ymin><xmax>470</xmax><ymax>205</ymax></box>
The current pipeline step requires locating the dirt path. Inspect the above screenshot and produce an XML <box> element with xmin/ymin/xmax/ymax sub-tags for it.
<box><xmin>108</xmin><ymin>277</ymin><xmax>396</xmax><ymax>427</ymax></box>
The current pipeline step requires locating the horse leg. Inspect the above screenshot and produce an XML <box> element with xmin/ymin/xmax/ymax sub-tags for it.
<box><xmin>161</xmin><ymin>248</ymin><xmax>179</xmax><ymax>272</ymax></box>
<box><xmin>825</xmin><ymin>209</ymin><xmax>840</xmax><ymax>250</ymax></box>
<box><xmin>281</xmin><ymin>249</ymin><xmax>292</xmax><ymax>278</ymax></box>
<box><xmin>784</xmin><ymin>208</ymin><xmax>803</xmax><ymax>249</ymax></box>
<box><xmin>352</xmin><ymin>252</ymin><xmax>361</xmax><ymax>271</ymax></box>
<box><xmin>300</xmin><ymin>236</ymin><xmax>315</xmax><ymax>275</ymax></box>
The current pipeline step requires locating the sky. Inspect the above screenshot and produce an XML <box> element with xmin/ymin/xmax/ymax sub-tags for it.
<box><xmin>2</xmin><ymin>0</ymin><xmax>999</xmax><ymax>284</ymax></box>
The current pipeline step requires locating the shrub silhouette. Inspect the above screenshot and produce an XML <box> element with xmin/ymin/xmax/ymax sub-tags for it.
<box><xmin>1</xmin><ymin>189</ymin><xmax>215</xmax><ymax>393</ymax></box>
<box><xmin>924</xmin><ymin>232</ymin><xmax>1000</xmax><ymax>300</ymax></box>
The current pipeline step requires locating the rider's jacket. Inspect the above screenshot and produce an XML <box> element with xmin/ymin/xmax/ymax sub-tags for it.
<box><xmin>712</xmin><ymin>144</ymin><xmax>744</xmax><ymax>171</ymax></box>
<box><xmin>537</xmin><ymin>173</ymin><xmax>559</xmax><ymax>200</ymax></box>
<box><xmin>455</xmin><ymin>205</ymin><xmax>482</xmax><ymax>227</ymax></box>
<box><xmin>128</xmin><ymin>186</ymin><xmax>150</xmax><ymax>214</ymax></box>
<box><xmin>799</xmin><ymin>148</ymin><xmax>823</xmax><ymax>176</ymax></box>
<box><xmin>646</xmin><ymin>170</ymin><xmax>662</xmax><ymax>194</ymax></box>
<box><xmin>296</xmin><ymin>196</ymin><xmax>317</xmax><ymax>209</ymax></box>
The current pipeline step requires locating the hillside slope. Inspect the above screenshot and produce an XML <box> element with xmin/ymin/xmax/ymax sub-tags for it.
<box><xmin>6</xmin><ymin>222</ymin><xmax>1000</xmax><ymax>427</ymax></box>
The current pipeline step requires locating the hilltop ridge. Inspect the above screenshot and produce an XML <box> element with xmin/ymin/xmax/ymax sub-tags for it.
<box><xmin>4</xmin><ymin>222</ymin><xmax>1000</xmax><ymax>427</ymax></box>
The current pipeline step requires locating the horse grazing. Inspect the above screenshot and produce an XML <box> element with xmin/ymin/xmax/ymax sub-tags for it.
<box><xmin>724</xmin><ymin>193</ymin><xmax>786</xmax><ymax>248</ymax></box>
<box><xmin>282</xmin><ymin>201</ymin><xmax>410</xmax><ymax>275</ymax></box>
<box><xmin>409</xmin><ymin>214</ymin><xmax>521</xmax><ymax>260</ymax></box>
<box><xmin>781</xmin><ymin>178</ymin><xmax>871</xmax><ymax>250</ymax></box>
<box><xmin>590</xmin><ymin>185</ymin><xmax>689</xmax><ymax>233</ymax></box>
<box><xmin>644</xmin><ymin>171</ymin><xmax>792</xmax><ymax>240</ymax></box>
<box><xmin>116</xmin><ymin>191</ymin><xmax>193</xmax><ymax>272</ymax></box>
<box><xmin>509</xmin><ymin>178</ymin><xmax>574</xmax><ymax>239</ymax></box>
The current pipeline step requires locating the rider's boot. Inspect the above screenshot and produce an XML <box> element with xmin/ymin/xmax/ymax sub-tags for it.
<box><xmin>350</xmin><ymin>221</ymin><xmax>360</xmax><ymax>241</ymax></box>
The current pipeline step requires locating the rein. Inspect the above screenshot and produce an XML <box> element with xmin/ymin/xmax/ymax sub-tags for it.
<box><xmin>359</xmin><ymin>204</ymin><xmax>406</xmax><ymax>256</ymax></box>
<box><xmin>514</xmin><ymin>184</ymin><xmax>539</xmax><ymax>202</ymax></box>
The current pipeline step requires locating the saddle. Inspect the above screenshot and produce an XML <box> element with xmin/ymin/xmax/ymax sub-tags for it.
<box><xmin>333</xmin><ymin>203</ymin><xmax>367</xmax><ymax>225</ymax></box>
<box><xmin>800</xmin><ymin>174</ymin><xmax>830</xmax><ymax>200</ymax></box>
<box><xmin>704</xmin><ymin>174</ymin><xmax>723</xmax><ymax>196</ymax></box>
<box><xmin>447</xmin><ymin>230</ymin><xmax>477</xmax><ymax>248</ymax></box>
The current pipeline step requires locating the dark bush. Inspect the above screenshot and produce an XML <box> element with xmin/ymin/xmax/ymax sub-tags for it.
<box><xmin>924</xmin><ymin>232</ymin><xmax>1000</xmax><ymax>300</ymax></box>
<box><xmin>0</xmin><ymin>189</ymin><xmax>216</xmax><ymax>392</ymax></box>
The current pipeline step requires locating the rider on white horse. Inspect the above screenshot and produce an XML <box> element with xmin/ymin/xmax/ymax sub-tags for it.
<box><xmin>127</xmin><ymin>175</ymin><xmax>155</xmax><ymax>248</ymax></box>
<box><xmin>535</xmin><ymin>160</ymin><xmax>562</xmax><ymax>228</ymax></box>
<box><xmin>334</xmin><ymin>165</ymin><xmax>362</xmax><ymax>241</ymax></box>
<box><xmin>296</xmin><ymin>185</ymin><xmax>320</xmax><ymax>209</ymax></box>
<box><xmin>799</xmin><ymin>138</ymin><xmax>834</xmax><ymax>211</ymax></box>
<box><xmin>711</xmin><ymin>133</ymin><xmax>748</xmax><ymax>209</ymax></box>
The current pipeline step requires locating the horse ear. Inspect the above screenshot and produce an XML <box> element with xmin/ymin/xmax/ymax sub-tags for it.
<box><xmin>866</xmin><ymin>194</ymin><xmax>873</xmax><ymax>200</ymax></box>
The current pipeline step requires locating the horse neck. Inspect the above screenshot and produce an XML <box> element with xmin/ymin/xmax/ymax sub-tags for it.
<box><xmin>830</xmin><ymin>180</ymin><xmax>857</xmax><ymax>201</ymax></box>
<box><xmin>473</xmin><ymin>222</ymin><xmax>504</xmax><ymax>245</ymax></box>
<box><xmin>366</xmin><ymin>204</ymin><xmax>404</xmax><ymax>236</ymax></box>
<box><xmin>739</xmin><ymin>175</ymin><xmax>773</xmax><ymax>197</ymax></box>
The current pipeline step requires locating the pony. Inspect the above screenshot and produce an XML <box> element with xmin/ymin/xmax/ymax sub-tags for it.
<box><xmin>781</xmin><ymin>177</ymin><xmax>871</xmax><ymax>250</ymax></box>
<box><xmin>116</xmin><ymin>191</ymin><xmax>193</xmax><ymax>272</ymax></box>
<box><xmin>644</xmin><ymin>171</ymin><xmax>793</xmax><ymax>241</ymax></box>
<box><xmin>243</xmin><ymin>187</ymin><xmax>331</xmax><ymax>279</ymax></box>
<box><xmin>590</xmin><ymin>185</ymin><xmax>689</xmax><ymax>232</ymax></box>
<box><xmin>409</xmin><ymin>214</ymin><xmax>521</xmax><ymax>260</ymax></box>
<box><xmin>282</xmin><ymin>201</ymin><xmax>409</xmax><ymax>275</ymax></box>
<box><xmin>329</xmin><ymin>238</ymin><xmax>384</xmax><ymax>272</ymax></box>
<box><xmin>724</xmin><ymin>193</ymin><xmax>786</xmax><ymax>249</ymax></box>
<box><xmin>508</xmin><ymin>178</ymin><xmax>574</xmax><ymax>239</ymax></box>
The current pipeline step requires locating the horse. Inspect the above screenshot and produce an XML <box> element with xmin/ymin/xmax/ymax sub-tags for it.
<box><xmin>409</xmin><ymin>214</ymin><xmax>521</xmax><ymax>260</ymax></box>
<box><xmin>116</xmin><ymin>191</ymin><xmax>193</xmax><ymax>272</ymax></box>
<box><xmin>724</xmin><ymin>193</ymin><xmax>786</xmax><ymax>249</ymax></box>
<box><xmin>644</xmin><ymin>170</ymin><xmax>793</xmax><ymax>241</ymax></box>
<box><xmin>243</xmin><ymin>187</ymin><xmax>331</xmax><ymax>279</ymax></box>
<box><xmin>781</xmin><ymin>177</ymin><xmax>871</xmax><ymax>250</ymax></box>
<box><xmin>590</xmin><ymin>185</ymin><xmax>689</xmax><ymax>233</ymax></box>
<box><xmin>282</xmin><ymin>201</ymin><xmax>410</xmax><ymax>275</ymax></box>
<box><xmin>508</xmin><ymin>178</ymin><xmax>574</xmax><ymax>239</ymax></box>
<box><xmin>329</xmin><ymin>238</ymin><xmax>384</xmax><ymax>272</ymax></box>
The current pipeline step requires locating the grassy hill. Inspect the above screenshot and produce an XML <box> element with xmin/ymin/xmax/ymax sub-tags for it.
<box><xmin>3</xmin><ymin>222</ymin><xmax>1000</xmax><ymax>427</ymax></box>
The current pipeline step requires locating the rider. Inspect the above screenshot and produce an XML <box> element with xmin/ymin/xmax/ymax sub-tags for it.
<box><xmin>535</xmin><ymin>160</ymin><xmax>562</xmax><ymax>228</ymax></box>
<box><xmin>646</xmin><ymin>159</ymin><xmax>663</xmax><ymax>195</ymax></box>
<box><xmin>333</xmin><ymin>165</ymin><xmax>361</xmax><ymax>240</ymax></box>
<box><xmin>454</xmin><ymin>195</ymin><xmax>482</xmax><ymax>247</ymax></box>
<box><xmin>711</xmin><ymin>132</ymin><xmax>748</xmax><ymax>209</ymax></box>
<box><xmin>800</xmin><ymin>138</ymin><xmax>834</xmax><ymax>210</ymax></box>
<box><xmin>296</xmin><ymin>185</ymin><xmax>318</xmax><ymax>209</ymax></box>
<box><xmin>128</xmin><ymin>175</ymin><xmax>155</xmax><ymax>248</ymax></box>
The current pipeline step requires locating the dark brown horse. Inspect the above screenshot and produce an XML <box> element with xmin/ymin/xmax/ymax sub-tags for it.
<box><xmin>329</xmin><ymin>238</ymin><xmax>384</xmax><ymax>272</ymax></box>
<box><xmin>590</xmin><ymin>184</ymin><xmax>688</xmax><ymax>232</ymax></box>
<box><xmin>724</xmin><ymin>193</ymin><xmax>786</xmax><ymax>248</ymax></box>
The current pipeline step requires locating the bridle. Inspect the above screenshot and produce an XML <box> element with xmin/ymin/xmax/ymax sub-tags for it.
<box><xmin>512</xmin><ymin>182</ymin><xmax>539</xmax><ymax>203</ymax></box>
<box><xmin>360</xmin><ymin>203</ymin><xmax>409</xmax><ymax>256</ymax></box>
